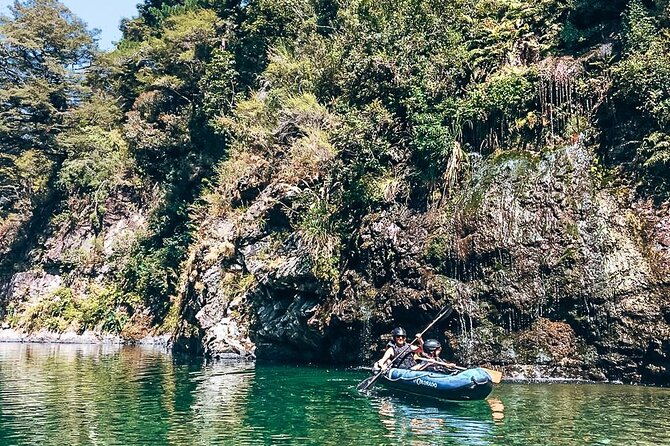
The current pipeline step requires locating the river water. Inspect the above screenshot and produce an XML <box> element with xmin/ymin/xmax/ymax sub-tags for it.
<box><xmin>0</xmin><ymin>344</ymin><xmax>668</xmax><ymax>446</ymax></box>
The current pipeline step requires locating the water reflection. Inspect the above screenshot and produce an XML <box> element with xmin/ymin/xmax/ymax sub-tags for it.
<box><xmin>242</xmin><ymin>365</ymin><xmax>391</xmax><ymax>445</ymax></box>
<box><xmin>495</xmin><ymin>383</ymin><xmax>670</xmax><ymax>446</ymax></box>
<box><xmin>0</xmin><ymin>343</ymin><xmax>254</xmax><ymax>446</ymax></box>
<box><xmin>487</xmin><ymin>397</ymin><xmax>505</xmax><ymax>422</ymax></box>
<box><xmin>180</xmin><ymin>360</ymin><xmax>254</xmax><ymax>445</ymax></box>
<box><xmin>375</xmin><ymin>392</ymin><xmax>501</xmax><ymax>446</ymax></box>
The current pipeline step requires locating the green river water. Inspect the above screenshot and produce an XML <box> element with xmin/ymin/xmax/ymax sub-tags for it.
<box><xmin>1</xmin><ymin>343</ymin><xmax>669</xmax><ymax>446</ymax></box>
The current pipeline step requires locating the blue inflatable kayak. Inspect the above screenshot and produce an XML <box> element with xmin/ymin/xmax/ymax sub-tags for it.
<box><xmin>380</xmin><ymin>367</ymin><xmax>494</xmax><ymax>401</ymax></box>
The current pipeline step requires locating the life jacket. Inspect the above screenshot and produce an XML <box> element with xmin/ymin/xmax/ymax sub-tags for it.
<box><xmin>388</xmin><ymin>341</ymin><xmax>416</xmax><ymax>369</ymax></box>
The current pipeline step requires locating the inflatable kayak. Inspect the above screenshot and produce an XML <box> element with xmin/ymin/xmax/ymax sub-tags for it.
<box><xmin>379</xmin><ymin>367</ymin><xmax>494</xmax><ymax>401</ymax></box>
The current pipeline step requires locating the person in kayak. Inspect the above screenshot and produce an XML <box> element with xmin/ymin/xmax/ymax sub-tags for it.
<box><xmin>373</xmin><ymin>327</ymin><xmax>422</xmax><ymax>371</ymax></box>
<box><xmin>412</xmin><ymin>339</ymin><xmax>457</xmax><ymax>373</ymax></box>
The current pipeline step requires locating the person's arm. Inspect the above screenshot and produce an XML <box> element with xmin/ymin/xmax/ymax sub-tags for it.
<box><xmin>411</xmin><ymin>358</ymin><xmax>428</xmax><ymax>370</ymax></box>
<box><xmin>406</xmin><ymin>334</ymin><xmax>423</xmax><ymax>356</ymax></box>
<box><xmin>373</xmin><ymin>347</ymin><xmax>395</xmax><ymax>371</ymax></box>
<box><xmin>411</xmin><ymin>345</ymin><xmax>424</xmax><ymax>365</ymax></box>
<box><xmin>415</xmin><ymin>333</ymin><xmax>423</xmax><ymax>348</ymax></box>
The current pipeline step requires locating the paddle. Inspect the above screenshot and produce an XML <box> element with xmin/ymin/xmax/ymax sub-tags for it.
<box><xmin>357</xmin><ymin>305</ymin><xmax>453</xmax><ymax>392</ymax></box>
<box><xmin>418</xmin><ymin>357</ymin><xmax>503</xmax><ymax>384</ymax></box>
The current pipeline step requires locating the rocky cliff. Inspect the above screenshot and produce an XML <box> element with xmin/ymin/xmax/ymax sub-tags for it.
<box><xmin>0</xmin><ymin>185</ymin><xmax>159</xmax><ymax>342</ymax></box>
<box><xmin>171</xmin><ymin>140</ymin><xmax>670</xmax><ymax>384</ymax></box>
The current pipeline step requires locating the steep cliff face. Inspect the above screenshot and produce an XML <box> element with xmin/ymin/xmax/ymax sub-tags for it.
<box><xmin>172</xmin><ymin>140</ymin><xmax>670</xmax><ymax>383</ymax></box>
<box><xmin>0</xmin><ymin>186</ymin><xmax>156</xmax><ymax>340</ymax></box>
<box><xmin>430</xmin><ymin>144</ymin><xmax>670</xmax><ymax>383</ymax></box>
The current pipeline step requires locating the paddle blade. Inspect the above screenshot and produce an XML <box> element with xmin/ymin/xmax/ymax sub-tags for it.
<box><xmin>483</xmin><ymin>368</ymin><xmax>503</xmax><ymax>384</ymax></box>
<box><xmin>356</xmin><ymin>372</ymin><xmax>381</xmax><ymax>391</ymax></box>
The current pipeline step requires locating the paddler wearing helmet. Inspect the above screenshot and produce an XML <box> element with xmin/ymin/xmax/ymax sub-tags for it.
<box><xmin>411</xmin><ymin>338</ymin><xmax>457</xmax><ymax>372</ymax></box>
<box><xmin>372</xmin><ymin>327</ymin><xmax>423</xmax><ymax>372</ymax></box>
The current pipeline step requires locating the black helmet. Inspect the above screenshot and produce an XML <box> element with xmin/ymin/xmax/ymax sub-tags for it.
<box><xmin>391</xmin><ymin>327</ymin><xmax>407</xmax><ymax>337</ymax></box>
<box><xmin>423</xmin><ymin>339</ymin><xmax>441</xmax><ymax>353</ymax></box>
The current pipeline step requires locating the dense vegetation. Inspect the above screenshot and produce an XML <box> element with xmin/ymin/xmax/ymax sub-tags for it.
<box><xmin>1</xmin><ymin>0</ymin><xmax>668</xmax><ymax>338</ymax></box>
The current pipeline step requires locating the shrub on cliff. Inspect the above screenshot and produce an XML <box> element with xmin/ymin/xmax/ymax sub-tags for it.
<box><xmin>609</xmin><ymin>0</ymin><xmax>670</xmax><ymax>193</ymax></box>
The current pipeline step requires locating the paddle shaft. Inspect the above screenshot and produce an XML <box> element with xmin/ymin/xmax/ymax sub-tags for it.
<box><xmin>416</xmin><ymin>306</ymin><xmax>454</xmax><ymax>339</ymax></box>
<box><xmin>357</xmin><ymin>305</ymin><xmax>453</xmax><ymax>391</ymax></box>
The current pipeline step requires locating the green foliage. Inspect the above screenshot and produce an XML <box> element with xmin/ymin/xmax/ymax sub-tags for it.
<box><xmin>462</xmin><ymin>68</ymin><xmax>537</xmax><ymax>121</ymax></box>
<box><xmin>612</xmin><ymin>49</ymin><xmax>670</xmax><ymax>125</ymax></box>
<box><xmin>425</xmin><ymin>232</ymin><xmax>452</xmax><ymax>267</ymax></box>
<box><xmin>80</xmin><ymin>286</ymin><xmax>141</xmax><ymax>333</ymax></box>
<box><xmin>53</xmin><ymin>92</ymin><xmax>137</xmax><ymax>231</ymax></box>
<box><xmin>106</xmin><ymin>7</ymin><xmax>232</xmax><ymax>325</ymax></box>
<box><xmin>142</xmin><ymin>0</ymin><xmax>205</xmax><ymax>27</ymax></box>
<box><xmin>1</xmin><ymin>150</ymin><xmax>54</xmax><ymax>208</ymax></box>
<box><xmin>57</xmin><ymin>126</ymin><xmax>131</xmax><ymax>194</ymax></box>
<box><xmin>233</xmin><ymin>0</ymin><xmax>317</xmax><ymax>86</ymax></box>
<box><xmin>201</xmin><ymin>48</ymin><xmax>239</xmax><ymax>128</ymax></box>
<box><xmin>622</xmin><ymin>0</ymin><xmax>658</xmax><ymax>55</ymax></box>
<box><xmin>20</xmin><ymin>286</ymin><xmax>140</xmax><ymax>333</ymax></box>
<box><xmin>335</xmin><ymin>0</ymin><xmax>468</xmax><ymax>109</ymax></box>
<box><xmin>0</xmin><ymin>0</ymin><xmax>96</xmax><ymax>219</ymax></box>
<box><xmin>294</xmin><ymin>190</ymin><xmax>342</xmax><ymax>282</ymax></box>
<box><xmin>608</xmin><ymin>0</ymin><xmax>670</xmax><ymax>191</ymax></box>
<box><xmin>410</xmin><ymin>112</ymin><xmax>461</xmax><ymax>186</ymax></box>
<box><xmin>118</xmin><ymin>8</ymin><xmax>222</xmax><ymax>180</ymax></box>
<box><xmin>640</xmin><ymin>132</ymin><xmax>670</xmax><ymax>188</ymax></box>
<box><xmin>123</xmin><ymin>248</ymin><xmax>173</xmax><ymax>301</ymax></box>
<box><xmin>22</xmin><ymin>287</ymin><xmax>78</xmax><ymax>332</ymax></box>
<box><xmin>120</xmin><ymin>229</ymin><xmax>188</xmax><ymax>321</ymax></box>
<box><xmin>7</xmin><ymin>0</ymin><xmax>670</xmax><ymax>335</ymax></box>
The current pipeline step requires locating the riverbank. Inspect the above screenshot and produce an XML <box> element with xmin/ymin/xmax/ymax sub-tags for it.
<box><xmin>0</xmin><ymin>327</ymin><xmax>170</xmax><ymax>347</ymax></box>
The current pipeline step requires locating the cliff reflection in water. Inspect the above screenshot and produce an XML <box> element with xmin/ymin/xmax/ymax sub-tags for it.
<box><xmin>0</xmin><ymin>343</ymin><xmax>254</xmax><ymax>446</ymax></box>
<box><xmin>180</xmin><ymin>359</ymin><xmax>255</xmax><ymax>444</ymax></box>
